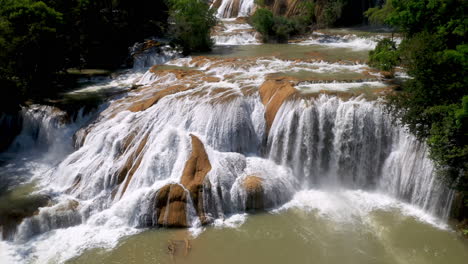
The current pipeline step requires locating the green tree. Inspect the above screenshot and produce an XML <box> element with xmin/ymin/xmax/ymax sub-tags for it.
<box><xmin>366</xmin><ymin>0</ymin><xmax>468</xmax><ymax>196</ymax></box>
<box><xmin>0</xmin><ymin>0</ymin><xmax>63</xmax><ymax>110</ymax></box>
<box><xmin>167</xmin><ymin>0</ymin><xmax>216</xmax><ymax>55</ymax></box>
<box><xmin>368</xmin><ymin>38</ymin><xmax>399</xmax><ymax>71</ymax></box>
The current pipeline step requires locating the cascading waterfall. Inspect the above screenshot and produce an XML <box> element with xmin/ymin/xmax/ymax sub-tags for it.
<box><xmin>0</xmin><ymin>29</ymin><xmax>458</xmax><ymax>263</ymax></box>
<box><xmin>214</xmin><ymin>0</ymin><xmax>255</xmax><ymax>18</ymax></box>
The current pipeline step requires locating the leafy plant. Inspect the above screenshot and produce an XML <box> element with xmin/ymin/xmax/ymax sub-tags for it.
<box><xmin>167</xmin><ymin>0</ymin><xmax>216</xmax><ymax>55</ymax></box>
<box><xmin>368</xmin><ymin>38</ymin><xmax>399</xmax><ymax>71</ymax></box>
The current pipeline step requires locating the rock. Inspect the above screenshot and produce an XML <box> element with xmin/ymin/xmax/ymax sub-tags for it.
<box><xmin>180</xmin><ymin>135</ymin><xmax>212</xmax><ymax>224</ymax></box>
<box><xmin>202</xmin><ymin>76</ymin><xmax>221</xmax><ymax>83</ymax></box>
<box><xmin>154</xmin><ymin>184</ymin><xmax>189</xmax><ymax>227</ymax></box>
<box><xmin>242</xmin><ymin>176</ymin><xmax>265</xmax><ymax>210</ymax></box>
<box><xmin>259</xmin><ymin>79</ymin><xmax>297</xmax><ymax>132</ymax></box>
<box><xmin>0</xmin><ymin>194</ymin><xmax>51</xmax><ymax>239</ymax></box>
<box><xmin>149</xmin><ymin>135</ymin><xmax>212</xmax><ymax>227</ymax></box>
<box><xmin>127</xmin><ymin>84</ymin><xmax>191</xmax><ymax>112</ymax></box>
<box><xmin>381</xmin><ymin>71</ymin><xmax>394</xmax><ymax>79</ymax></box>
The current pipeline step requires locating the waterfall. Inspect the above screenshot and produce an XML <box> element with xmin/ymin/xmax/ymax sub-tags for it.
<box><xmin>0</xmin><ymin>43</ymin><xmax>456</xmax><ymax>262</ymax></box>
<box><xmin>130</xmin><ymin>40</ymin><xmax>180</xmax><ymax>71</ymax></box>
<box><xmin>267</xmin><ymin>97</ymin><xmax>454</xmax><ymax>218</ymax></box>
<box><xmin>214</xmin><ymin>0</ymin><xmax>255</xmax><ymax>18</ymax></box>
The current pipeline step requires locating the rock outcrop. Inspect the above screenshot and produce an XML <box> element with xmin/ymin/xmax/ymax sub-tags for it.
<box><xmin>151</xmin><ymin>135</ymin><xmax>212</xmax><ymax>227</ymax></box>
<box><xmin>243</xmin><ymin>175</ymin><xmax>265</xmax><ymax>210</ymax></box>
<box><xmin>259</xmin><ymin>78</ymin><xmax>298</xmax><ymax>131</ymax></box>
<box><xmin>153</xmin><ymin>184</ymin><xmax>189</xmax><ymax>227</ymax></box>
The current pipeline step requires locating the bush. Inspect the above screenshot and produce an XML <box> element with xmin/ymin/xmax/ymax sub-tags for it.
<box><xmin>368</xmin><ymin>38</ymin><xmax>399</xmax><ymax>71</ymax></box>
<box><xmin>316</xmin><ymin>0</ymin><xmax>345</xmax><ymax>27</ymax></box>
<box><xmin>250</xmin><ymin>8</ymin><xmax>274</xmax><ymax>42</ymax></box>
<box><xmin>250</xmin><ymin>6</ymin><xmax>314</xmax><ymax>43</ymax></box>
<box><xmin>167</xmin><ymin>0</ymin><xmax>216</xmax><ymax>55</ymax></box>
<box><xmin>364</xmin><ymin>0</ymin><xmax>394</xmax><ymax>25</ymax></box>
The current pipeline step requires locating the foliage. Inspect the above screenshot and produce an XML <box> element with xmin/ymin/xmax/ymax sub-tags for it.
<box><xmin>316</xmin><ymin>0</ymin><xmax>345</xmax><ymax>27</ymax></box>
<box><xmin>364</xmin><ymin>0</ymin><xmax>394</xmax><ymax>25</ymax></box>
<box><xmin>167</xmin><ymin>0</ymin><xmax>216</xmax><ymax>55</ymax></box>
<box><xmin>368</xmin><ymin>38</ymin><xmax>399</xmax><ymax>71</ymax></box>
<box><xmin>250</xmin><ymin>8</ymin><xmax>274</xmax><ymax>42</ymax></box>
<box><xmin>0</xmin><ymin>0</ymin><xmax>169</xmax><ymax>111</ymax></box>
<box><xmin>367</xmin><ymin>0</ymin><xmax>468</xmax><ymax>194</ymax></box>
<box><xmin>0</xmin><ymin>0</ymin><xmax>64</xmax><ymax>109</ymax></box>
<box><xmin>250</xmin><ymin>3</ymin><xmax>315</xmax><ymax>43</ymax></box>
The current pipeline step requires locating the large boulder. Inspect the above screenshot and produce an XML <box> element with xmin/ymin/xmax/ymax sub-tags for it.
<box><xmin>243</xmin><ymin>175</ymin><xmax>265</xmax><ymax>211</ymax></box>
<box><xmin>150</xmin><ymin>135</ymin><xmax>212</xmax><ymax>227</ymax></box>
<box><xmin>180</xmin><ymin>135</ymin><xmax>212</xmax><ymax>224</ymax></box>
<box><xmin>153</xmin><ymin>184</ymin><xmax>189</xmax><ymax>227</ymax></box>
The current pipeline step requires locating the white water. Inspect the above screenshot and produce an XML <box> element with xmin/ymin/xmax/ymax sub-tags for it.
<box><xmin>212</xmin><ymin>20</ymin><xmax>260</xmax><ymax>46</ymax></box>
<box><xmin>0</xmin><ymin>31</ymin><xmax>454</xmax><ymax>264</ymax></box>
<box><xmin>296</xmin><ymin>32</ymin><xmax>382</xmax><ymax>50</ymax></box>
<box><xmin>214</xmin><ymin>0</ymin><xmax>255</xmax><ymax>18</ymax></box>
<box><xmin>297</xmin><ymin>81</ymin><xmax>387</xmax><ymax>93</ymax></box>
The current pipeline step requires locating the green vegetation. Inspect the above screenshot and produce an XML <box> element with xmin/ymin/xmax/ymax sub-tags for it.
<box><xmin>0</xmin><ymin>0</ymin><xmax>217</xmax><ymax>112</ymax></box>
<box><xmin>366</xmin><ymin>0</ymin><xmax>467</xmax><ymax>206</ymax></box>
<box><xmin>167</xmin><ymin>0</ymin><xmax>216</xmax><ymax>55</ymax></box>
<box><xmin>368</xmin><ymin>38</ymin><xmax>399</xmax><ymax>71</ymax></box>
<box><xmin>364</xmin><ymin>0</ymin><xmax>394</xmax><ymax>25</ymax></box>
<box><xmin>250</xmin><ymin>1</ymin><xmax>315</xmax><ymax>43</ymax></box>
<box><xmin>316</xmin><ymin>0</ymin><xmax>345</xmax><ymax>27</ymax></box>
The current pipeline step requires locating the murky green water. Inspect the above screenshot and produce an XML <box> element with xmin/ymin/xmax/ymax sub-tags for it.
<box><xmin>197</xmin><ymin>44</ymin><xmax>370</xmax><ymax>61</ymax></box>
<box><xmin>69</xmin><ymin>209</ymin><xmax>468</xmax><ymax>264</ymax></box>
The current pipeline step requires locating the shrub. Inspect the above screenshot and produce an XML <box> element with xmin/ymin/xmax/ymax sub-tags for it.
<box><xmin>167</xmin><ymin>0</ymin><xmax>216</xmax><ymax>55</ymax></box>
<box><xmin>250</xmin><ymin>8</ymin><xmax>274</xmax><ymax>42</ymax></box>
<box><xmin>368</xmin><ymin>38</ymin><xmax>399</xmax><ymax>71</ymax></box>
<box><xmin>364</xmin><ymin>0</ymin><xmax>394</xmax><ymax>25</ymax></box>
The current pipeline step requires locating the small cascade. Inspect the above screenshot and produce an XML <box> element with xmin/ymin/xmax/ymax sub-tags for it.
<box><xmin>212</xmin><ymin>19</ymin><xmax>260</xmax><ymax>45</ymax></box>
<box><xmin>0</xmin><ymin>112</ymin><xmax>22</xmax><ymax>152</ymax></box>
<box><xmin>295</xmin><ymin>32</ymin><xmax>396</xmax><ymax>50</ymax></box>
<box><xmin>7</xmin><ymin>105</ymin><xmax>69</xmax><ymax>153</ymax></box>
<box><xmin>213</xmin><ymin>0</ymin><xmax>255</xmax><ymax>18</ymax></box>
<box><xmin>130</xmin><ymin>39</ymin><xmax>180</xmax><ymax>70</ymax></box>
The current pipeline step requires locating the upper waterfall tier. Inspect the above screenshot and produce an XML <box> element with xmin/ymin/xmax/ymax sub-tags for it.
<box><xmin>212</xmin><ymin>0</ymin><xmax>255</xmax><ymax>18</ymax></box>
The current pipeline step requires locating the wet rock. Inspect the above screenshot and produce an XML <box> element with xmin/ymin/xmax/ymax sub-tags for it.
<box><xmin>127</xmin><ymin>84</ymin><xmax>191</xmax><ymax>112</ymax></box>
<box><xmin>259</xmin><ymin>79</ymin><xmax>298</xmax><ymax>131</ymax></box>
<box><xmin>149</xmin><ymin>135</ymin><xmax>212</xmax><ymax>227</ymax></box>
<box><xmin>380</xmin><ymin>71</ymin><xmax>394</xmax><ymax>79</ymax></box>
<box><xmin>180</xmin><ymin>135</ymin><xmax>212</xmax><ymax>224</ymax></box>
<box><xmin>243</xmin><ymin>176</ymin><xmax>265</xmax><ymax>211</ymax></box>
<box><xmin>202</xmin><ymin>76</ymin><xmax>221</xmax><ymax>83</ymax></box>
<box><xmin>0</xmin><ymin>194</ymin><xmax>51</xmax><ymax>239</ymax></box>
<box><xmin>154</xmin><ymin>184</ymin><xmax>189</xmax><ymax>227</ymax></box>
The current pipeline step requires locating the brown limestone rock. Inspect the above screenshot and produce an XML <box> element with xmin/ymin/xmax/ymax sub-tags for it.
<box><xmin>149</xmin><ymin>135</ymin><xmax>212</xmax><ymax>228</ymax></box>
<box><xmin>242</xmin><ymin>176</ymin><xmax>265</xmax><ymax>210</ymax></box>
<box><xmin>259</xmin><ymin>79</ymin><xmax>298</xmax><ymax>131</ymax></box>
<box><xmin>154</xmin><ymin>184</ymin><xmax>189</xmax><ymax>227</ymax></box>
<box><xmin>127</xmin><ymin>84</ymin><xmax>191</xmax><ymax>112</ymax></box>
<box><xmin>180</xmin><ymin>135</ymin><xmax>212</xmax><ymax>224</ymax></box>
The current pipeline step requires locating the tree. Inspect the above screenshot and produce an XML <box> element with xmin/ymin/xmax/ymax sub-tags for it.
<box><xmin>0</xmin><ymin>0</ymin><xmax>64</xmax><ymax>110</ymax></box>
<box><xmin>366</xmin><ymin>0</ymin><xmax>467</xmax><ymax>195</ymax></box>
<box><xmin>167</xmin><ymin>0</ymin><xmax>216</xmax><ymax>55</ymax></box>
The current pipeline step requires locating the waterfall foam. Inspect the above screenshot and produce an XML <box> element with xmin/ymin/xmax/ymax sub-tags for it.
<box><xmin>212</xmin><ymin>19</ymin><xmax>260</xmax><ymax>46</ymax></box>
<box><xmin>214</xmin><ymin>0</ymin><xmax>255</xmax><ymax>18</ymax></box>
